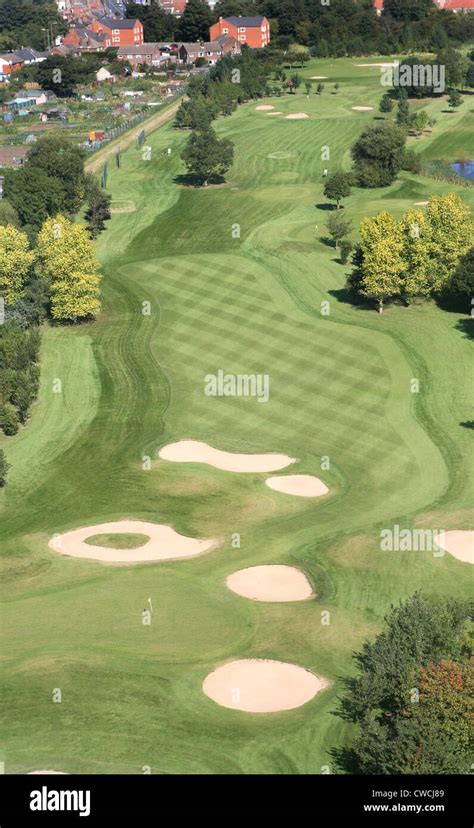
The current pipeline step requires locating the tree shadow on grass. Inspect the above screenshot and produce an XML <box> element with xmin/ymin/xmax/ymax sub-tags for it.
<box><xmin>173</xmin><ymin>172</ymin><xmax>226</xmax><ymax>187</ymax></box>
<box><xmin>460</xmin><ymin>421</ymin><xmax>474</xmax><ymax>430</ymax></box>
<box><xmin>454</xmin><ymin>318</ymin><xmax>474</xmax><ymax>340</ymax></box>
<box><xmin>328</xmin><ymin>287</ymin><xmax>374</xmax><ymax>311</ymax></box>
<box><xmin>315</xmin><ymin>202</ymin><xmax>337</xmax><ymax>211</ymax></box>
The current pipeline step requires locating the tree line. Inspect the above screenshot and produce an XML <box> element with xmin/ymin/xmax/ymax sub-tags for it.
<box><xmin>337</xmin><ymin>593</ymin><xmax>473</xmax><ymax>774</ymax></box>
<box><xmin>349</xmin><ymin>194</ymin><xmax>473</xmax><ymax>311</ymax></box>
<box><xmin>0</xmin><ymin>136</ymin><xmax>105</xmax><ymax>484</ymax></box>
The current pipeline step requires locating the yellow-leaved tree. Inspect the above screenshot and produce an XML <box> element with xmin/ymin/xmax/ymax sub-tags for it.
<box><xmin>425</xmin><ymin>194</ymin><xmax>473</xmax><ymax>293</ymax></box>
<box><xmin>36</xmin><ymin>215</ymin><xmax>101</xmax><ymax>322</ymax></box>
<box><xmin>399</xmin><ymin>208</ymin><xmax>432</xmax><ymax>301</ymax></box>
<box><xmin>359</xmin><ymin>211</ymin><xmax>405</xmax><ymax>312</ymax></box>
<box><xmin>0</xmin><ymin>225</ymin><xmax>35</xmax><ymax>307</ymax></box>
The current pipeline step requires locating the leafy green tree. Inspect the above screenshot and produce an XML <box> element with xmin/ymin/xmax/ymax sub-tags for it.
<box><xmin>125</xmin><ymin>2</ymin><xmax>176</xmax><ymax>41</ymax></box>
<box><xmin>379</xmin><ymin>93</ymin><xmax>394</xmax><ymax>117</ymax></box>
<box><xmin>323</xmin><ymin>171</ymin><xmax>352</xmax><ymax>209</ymax></box>
<box><xmin>351</xmin><ymin>122</ymin><xmax>407</xmax><ymax>188</ymax></box>
<box><xmin>177</xmin><ymin>0</ymin><xmax>213</xmax><ymax>41</ymax></box>
<box><xmin>32</xmin><ymin>56</ymin><xmax>99</xmax><ymax>97</ymax></box>
<box><xmin>339</xmin><ymin>239</ymin><xmax>353</xmax><ymax>264</ymax></box>
<box><xmin>0</xmin><ymin>449</ymin><xmax>10</xmax><ymax>486</ymax></box>
<box><xmin>383</xmin><ymin>0</ymin><xmax>433</xmax><ymax>21</ymax></box>
<box><xmin>84</xmin><ymin>176</ymin><xmax>111</xmax><ymax>239</ymax></box>
<box><xmin>0</xmin><ymin>403</ymin><xmax>20</xmax><ymax>436</ymax></box>
<box><xmin>0</xmin><ymin>200</ymin><xmax>20</xmax><ymax>228</ymax></box>
<box><xmin>317</xmin><ymin>82</ymin><xmax>324</xmax><ymax>95</ymax></box>
<box><xmin>3</xmin><ymin>168</ymin><xmax>64</xmax><ymax>229</ymax></box>
<box><xmin>0</xmin><ymin>0</ymin><xmax>67</xmax><ymax>51</ymax></box>
<box><xmin>175</xmin><ymin>97</ymin><xmax>214</xmax><ymax>130</ymax></box>
<box><xmin>26</xmin><ymin>136</ymin><xmax>87</xmax><ymax>214</ymax></box>
<box><xmin>448</xmin><ymin>88</ymin><xmax>462</xmax><ymax>110</ymax></box>
<box><xmin>448</xmin><ymin>247</ymin><xmax>474</xmax><ymax>308</ymax></box>
<box><xmin>396</xmin><ymin>98</ymin><xmax>410</xmax><ymax>127</ymax></box>
<box><xmin>326</xmin><ymin>211</ymin><xmax>352</xmax><ymax>248</ymax></box>
<box><xmin>181</xmin><ymin>127</ymin><xmax>234</xmax><ymax>186</ymax></box>
<box><xmin>410</xmin><ymin>109</ymin><xmax>428</xmax><ymax>136</ymax></box>
<box><xmin>290</xmin><ymin>73</ymin><xmax>301</xmax><ymax>90</ymax></box>
<box><xmin>304</xmin><ymin>80</ymin><xmax>312</xmax><ymax>95</ymax></box>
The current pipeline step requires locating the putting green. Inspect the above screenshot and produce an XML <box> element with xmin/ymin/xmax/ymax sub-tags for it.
<box><xmin>1</xmin><ymin>56</ymin><xmax>473</xmax><ymax>775</ymax></box>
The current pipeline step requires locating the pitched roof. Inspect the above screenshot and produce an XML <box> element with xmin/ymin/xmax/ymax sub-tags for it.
<box><xmin>225</xmin><ymin>16</ymin><xmax>265</xmax><ymax>26</ymax></box>
<box><xmin>117</xmin><ymin>43</ymin><xmax>160</xmax><ymax>55</ymax></box>
<box><xmin>0</xmin><ymin>52</ymin><xmax>24</xmax><ymax>64</ymax></box>
<box><xmin>96</xmin><ymin>16</ymin><xmax>140</xmax><ymax>28</ymax></box>
<box><xmin>180</xmin><ymin>41</ymin><xmax>223</xmax><ymax>53</ymax></box>
<box><xmin>443</xmin><ymin>0</ymin><xmax>474</xmax><ymax>6</ymax></box>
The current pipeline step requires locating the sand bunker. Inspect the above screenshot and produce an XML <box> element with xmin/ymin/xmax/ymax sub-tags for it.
<box><xmin>159</xmin><ymin>440</ymin><xmax>295</xmax><ymax>473</ymax></box>
<box><xmin>110</xmin><ymin>199</ymin><xmax>136</xmax><ymax>213</ymax></box>
<box><xmin>354</xmin><ymin>63</ymin><xmax>394</xmax><ymax>68</ymax></box>
<box><xmin>256</xmin><ymin>105</ymin><xmax>275</xmax><ymax>111</ymax></box>
<box><xmin>285</xmin><ymin>112</ymin><xmax>309</xmax><ymax>120</ymax></box>
<box><xmin>351</xmin><ymin>106</ymin><xmax>374</xmax><ymax>111</ymax></box>
<box><xmin>266</xmin><ymin>111</ymin><xmax>283</xmax><ymax>115</ymax></box>
<box><xmin>434</xmin><ymin>531</ymin><xmax>474</xmax><ymax>564</ymax></box>
<box><xmin>268</xmin><ymin>151</ymin><xmax>297</xmax><ymax>159</ymax></box>
<box><xmin>49</xmin><ymin>520</ymin><xmax>218</xmax><ymax>564</ymax></box>
<box><xmin>310</xmin><ymin>75</ymin><xmax>327</xmax><ymax>79</ymax></box>
<box><xmin>29</xmin><ymin>770</ymin><xmax>68</xmax><ymax>775</ymax></box>
<box><xmin>414</xmin><ymin>201</ymin><xmax>429</xmax><ymax>206</ymax></box>
<box><xmin>265</xmin><ymin>475</ymin><xmax>329</xmax><ymax>498</ymax></box>
<box><xmin>226</xmin><ymin>565</ymin><xmax>313</xmax><ymax>602</ymax></box>
<box><xmin>203</xmin><ymin>659</ymin><xmax>327</xmax><ymax>712</ymax></box>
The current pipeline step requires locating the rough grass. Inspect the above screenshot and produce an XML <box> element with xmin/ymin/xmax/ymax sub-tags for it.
<box><xmin>84</xmin><ymin>534</ymin><xmax>150</xmax><ymax>549</ymax></box>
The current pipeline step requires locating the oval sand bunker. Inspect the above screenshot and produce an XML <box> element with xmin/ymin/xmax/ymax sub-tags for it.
<box><xmin>285</xmin><ymin>112</ymin><xmax>309</xmax><ymax>119</ymax></box>
<box><xmin>159</xmin><ymin>440</ymin><xmax>295</xmax><ymax>473</ymax></box>
<box><xmin>266</xmin><ymin>475</ymin><xmax>329</xmax><ymax>497</ymax></box>
<box><xmin>49</xmin><ymin>520</ymin><xmax>217</xmax><ymax>564</ymax></box>
<box><xmin>352</xmin><ymin>106</ymin><xmax>374</xmax><ymax>111</ymax></box>
<box><xmin>226</xmin><ymin>565</ymin><xmax>313</xmax><ymax>602</ymax></box>
<box><xmin>203</xmin><ymin>659</ymin><xmax>327</xmax><ymax>712</ymax></box>
<box><xmin>434</xmin><ymin>531</ymin><xmax>474</xmax><ymax>564</ymax></box>
<box><xmin>256</xmin><ymin>105</ymin><xmax>275</xmax><ymax>110</ymax></box>
<box><xmin>29</xmin><ymin>770</ymin><xmax>68</xmax><ymax>775</ymax></box>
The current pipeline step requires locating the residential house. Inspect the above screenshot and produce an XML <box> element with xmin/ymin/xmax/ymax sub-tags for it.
<box><xmin>14</xmin><ymin>48</ymin><xmax>48</xmax><ymax>64</ymax></box>
<box><xmin>158</xmin><ymin>0</ymin><xmax>187</xmax><ymax>16</ymax></box>
<box><xmin>90</xmin><ymin>17</ymin><xmax>144</xmax><ymax>48</ymax></box>
<box><xmin>63</xmin><ymin>26</ymin><xmax>108</xmax><ymax>50</ymax></box>
<box><xmin>209</xmin><ymin>16</ymin><xmax>270</xmax><ymax>48</ymax></box>
<box><xmin>178</xmin><ymin>37</ymin><xmax>240</xmax><ymax>65</ymax></box>
<box><xmin>436</xmin><ymin>0</ymin><xmax>474</xmax><ymax>9</ymax></box>
<box><xmin>117</xmin><ymin>43</ymin><xmax>168</xmax><ymax>66</ymax></box>
<box><xmin>0</xmin><ymin>53</ymin><xmax>24</xmax><ymax>82</ymax></box>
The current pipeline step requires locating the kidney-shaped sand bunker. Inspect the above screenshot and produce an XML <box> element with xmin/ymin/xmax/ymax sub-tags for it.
<box><xmin>49</xmin><ymin>520</ymin><xmax>218</xmax><ymax>564</ymax></box>
<box><xmin>159</xmin><ymin>440</ymin><xmax>295</xmax><ymax>473</ymax></box>
<box><xmin>203</xmin><ymin>659</ymin><xmax>328</xmax><ymax>712</ymax></box>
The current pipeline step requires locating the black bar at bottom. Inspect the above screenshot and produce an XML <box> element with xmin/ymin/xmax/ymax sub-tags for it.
<box><xmin>0</xmin><ymin>773</ymin><xmax>472</xmax><ymax>824</ymax></box>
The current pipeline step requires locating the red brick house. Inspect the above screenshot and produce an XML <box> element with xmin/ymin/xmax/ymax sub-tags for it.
<box><xmin>90</xmin><ymin>17</ymin><xmax>144</xmax><ymax>48</ymax></box>
<box><xmin>210</xmin><ymin>16</ymin><xmax>270</xmax><ymax>49</ymax></box>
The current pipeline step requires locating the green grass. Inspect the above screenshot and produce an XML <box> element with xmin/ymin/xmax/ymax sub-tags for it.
<box><xmin>84</xmin><ymin>534</ymin><xmax>150</xmax><ymax>549</ymax></box>
<box><xmin>1</xmin><ymin>57</ymin><xmax>473</xmax><ymax>775</ymax></box>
